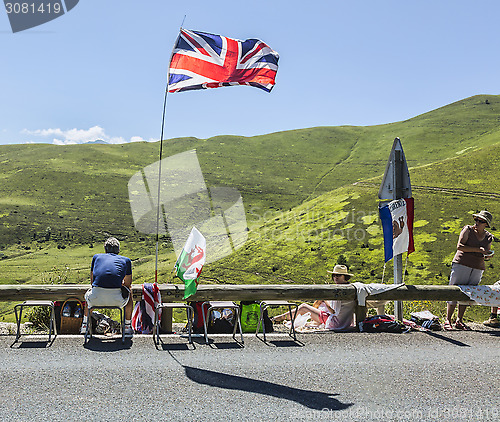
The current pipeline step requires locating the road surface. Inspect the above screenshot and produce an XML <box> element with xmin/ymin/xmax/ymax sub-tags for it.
<box><xmin>0</xmin><ymin>327</ymin><xmax>499</xmax><ymax>421</ymax></box>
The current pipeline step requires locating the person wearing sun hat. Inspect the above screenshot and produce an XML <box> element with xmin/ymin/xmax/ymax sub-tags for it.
<box><xmin>445</xmin><ymin>210</ymin><xmax>494</xmax><ymax>330</ymax></box>
<box><xmin>327</xmin><ymin>264</ymin><xmax>354</xmax><ymax>279</ymax></box>
<box><xmin>272</xmin><ymin>264</ymin><xmax>356</xmax><ymax>331</ymax></box>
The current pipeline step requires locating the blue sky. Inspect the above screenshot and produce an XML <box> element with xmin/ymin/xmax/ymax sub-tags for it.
<box><xmin>1</xmin><ymin>0</ymin><xmax>499</xmax><ymax>145</ymax></box>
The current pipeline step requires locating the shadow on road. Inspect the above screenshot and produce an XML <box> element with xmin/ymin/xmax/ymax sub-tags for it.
<box><xmin>158</xmin><ymin>342</ymin><xmax>196</xmax><ymax>351</ymax></box>
<box><xmin>255</xmin><ymin>333</ymin><xmax>304</xmax><ymax>347</ymax></box>
<box><xmin>10</xmin><ymin>339</ymin><xmax>56</xmax><ymax>349</ymax></box>
<box><xmin>424</xmin><ymin>331</ymin><xmax>470</xmax><ymax>347</ymax></box>
<box><xmin>266</xmin><ymin>339</ymin><xmax>304</xmax><ymax>347</ymax></box>
<box><xmin>209</xmin><ymin>341</ymin><xmax>244</xmax><ymax>349</ymax></box>
<box><xmin>83</xmin><ymin>338</ymin><xmax>133</xmax><ymax>351</ymax></box>
<box><xmin>478</xmin><ymin>329</ymin><xmax>500</xmax><ymax>338</ymax></box>
<box><xmin>183</xmin><ymin>365</ymin><xmax>353</xmax><ymax>411</ymax></box>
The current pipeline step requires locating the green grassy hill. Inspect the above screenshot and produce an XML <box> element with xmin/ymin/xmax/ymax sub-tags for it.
<box><xmin>0</xmin><ymin>93</ymin><xmax>499</xmax><ymax>296</ymax></box>
<box><xmin>205</xmin><ymin>138</ymin><xmax>500</xmax><ymax>287</ymax></box>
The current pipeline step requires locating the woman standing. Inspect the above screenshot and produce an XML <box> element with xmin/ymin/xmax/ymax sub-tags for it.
<box><xmin>445</xmin><ymin>211</ymin><xmax>493</xmax><ymax>330</ymax></box>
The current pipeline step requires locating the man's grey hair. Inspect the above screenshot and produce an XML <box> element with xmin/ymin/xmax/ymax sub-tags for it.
<box><xmin>104</xmin><ymin>237</ymin><xmax>120</xmax><ymax>254</ymax></box>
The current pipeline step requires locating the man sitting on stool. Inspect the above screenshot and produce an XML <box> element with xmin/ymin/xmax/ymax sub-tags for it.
<box><xmin>81</xmin><ymin>237</ymin><xmax>134</xmax><ymax>337</ymax></box>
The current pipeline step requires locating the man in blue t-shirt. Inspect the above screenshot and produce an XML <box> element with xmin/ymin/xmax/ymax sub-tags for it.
<box><xmin>91</xmin><ymin>252</ymin><xmax>132</xmax><ymax>289</ymax></box>
<box><xmin>81</xmin><ymin>237</ymin><xmax>134</xmax><ymax>337</ymax></box>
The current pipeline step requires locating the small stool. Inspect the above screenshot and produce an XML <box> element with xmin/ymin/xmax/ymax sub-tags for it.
<box><xmin>14</xmin><ymin>300</ymin><xmax>57</xmax><ymax>342</ymax></box>
<box><xmin>85</xmin><ymin>305</ymin><xmax>125</xmax><ymax>344</ymax></box>
<box><xmin>257</xmin><ymin>300</ymin><xmax>298</xmax><ymax>341</ymax></box>
<box><xmin>154</xmin><ymin>302</ymin><xmax>194</xmax><ymax>345</ymax></box>
<box><xmin>202</xmin><ymin>301</ymin><xmax>244</xmax><ymax>345</ymax></box>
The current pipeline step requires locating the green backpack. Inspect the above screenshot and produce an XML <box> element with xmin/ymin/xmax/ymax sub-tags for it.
<box><xmin>240</xmin><ymin>302</ymin><xmax>262</xmax><ymax>333</ymax></box>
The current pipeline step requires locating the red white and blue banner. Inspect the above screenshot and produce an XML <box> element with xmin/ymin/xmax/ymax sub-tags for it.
<box><xmin>131</xmin><ymin>283</ymin><xmax>162</xmax><ymax>334</ymax></box>
<box><xmin>379</xmin><ymin>198</ymin><xmax>415</xmax><ymax>262</ymax></box>
<box><xmin>168</xmin><ymin>28</ymin><xmax>279</xmax><ymax>93</ymax></box>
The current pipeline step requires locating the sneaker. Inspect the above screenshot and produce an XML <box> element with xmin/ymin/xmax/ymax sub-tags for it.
<box><xmin>483</xmin><ymin>317</ymin><xmax>500</xmax><ymax>328</ymax></box>
<box><xmin>80</xmin><ymin>323</ymin><xmax>88</xmax><ymax>335</ymax></box>
<box><xmin>124</xmin><ymin>325</ymin><xmax>134</xmax><ymax>338</ymax></box>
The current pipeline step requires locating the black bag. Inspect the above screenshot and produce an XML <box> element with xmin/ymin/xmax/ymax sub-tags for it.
<box><xmin>208</xmin><ymin>316</ymin><xmax>235</xmax><ymax>334</ymax></box>
<box><xmin>207</xmin><ymin>307</ymin><xmax>235</xmax><ymax>333</ymax></box>
<box><xmin>187</xmin><ymin>302</ymin><xmax>236</xmax><ymax>334</ymax></box>
<box><xmin>263</xmin><ymin>308</ymin><xmax>274</xmax><ymax>333</ymax></box>
<box><xmin>359</xmin><ymin>315</ymin><xmax>406</xmax><ymax>333</ymax></box>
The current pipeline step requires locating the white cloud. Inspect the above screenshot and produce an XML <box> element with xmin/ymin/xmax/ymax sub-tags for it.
<box><xmin>131</xmin><ymin>136</ymin><xmax>146</xmax><ymax>142</ymax></box>
<box><xmin>21</xmin><ymin>126</ymin><xmax>158</xmax><ymax>145</ymax></box>
<box><xmin>130</xmin><ymin>136</ymin><xmax>158</xmax><ymax>143</ymax></box>
<box><xmin>53</xmin><ymin>138</ymin><xmax>77</xmax><ymax>146</ymax></box>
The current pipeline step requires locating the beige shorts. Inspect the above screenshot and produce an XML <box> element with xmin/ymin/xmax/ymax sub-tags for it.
<box><xmin>448</xmin><ymin>262</ymin><xmax>483</xmax><ymax>305</ymax></box>
<box><xmin>85</xmin><ymin>286</ymin><xmax>130</xmax><ymax>309</ymax></box>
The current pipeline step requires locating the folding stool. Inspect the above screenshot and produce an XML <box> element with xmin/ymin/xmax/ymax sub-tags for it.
<box><xmin>153</xmin><ymin>302</ymin><xmax>194</xmax><ymax>345</ymax></box>
<box><xmin>256</xmin><ymin>300</ymin><xmax>298</xmax><ymax>341</ymax></box>
<box><xmin>14</xmin><ymin>300</ymin><xmax>57</xmax><ymax>342</ymax></box>
<box><xmin>202</xmin><ymin>301</ymin><xmax>244</xmax><ymax>345</ymax></box>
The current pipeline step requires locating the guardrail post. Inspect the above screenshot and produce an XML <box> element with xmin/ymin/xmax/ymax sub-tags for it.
<box><xmin>160</xmin><ymin>307</ymin><xmax>173</xmax><ymax>333</ymax></box>
<box><xmin>354</xmin><ymin>305</ymin><xmax>367</xmax><ymax>329</ymax></box>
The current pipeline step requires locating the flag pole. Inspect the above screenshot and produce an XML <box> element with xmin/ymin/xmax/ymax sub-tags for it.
<box><xmin>154</xmin><ymin>88</ymin><xmax>168</xmax><ymax>284</ymax></box>
<box><xmin>154</xmin><ymin>28</ymin><xmax>182</xmax><ymax>284</ymax></box>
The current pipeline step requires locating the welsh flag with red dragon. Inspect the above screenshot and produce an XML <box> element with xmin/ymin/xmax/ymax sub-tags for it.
<box><xmin>174</xmin><ymin>227</ymin><xmax>206</xmax><ymax>299</ymax></box>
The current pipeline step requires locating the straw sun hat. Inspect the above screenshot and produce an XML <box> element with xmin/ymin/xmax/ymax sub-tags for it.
<box><xmin>327</xmin><ymin>264</ymin><xmax>354</xmax><ymax>277</ymax></box>
<box><xmin>472</xmin><ymin>210</ymin><xmax>493</xmax><ymax>227</ymax></box>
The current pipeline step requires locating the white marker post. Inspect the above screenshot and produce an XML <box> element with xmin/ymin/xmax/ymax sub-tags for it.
<box><xmin>379</xmin><ymin>138</ymin><xmax>412</xmax><ymax>321</ymax></box>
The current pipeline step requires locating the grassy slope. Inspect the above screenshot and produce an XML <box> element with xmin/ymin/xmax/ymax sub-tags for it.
<box><xmin>0</xmin><ymin>94</ymin><xmax>499</xmax><ymax>293</ymax></box>
<box><xmin>1</xmin><ymin>95</ymin><xmax>499</xmax><ymax>245</ymax></box>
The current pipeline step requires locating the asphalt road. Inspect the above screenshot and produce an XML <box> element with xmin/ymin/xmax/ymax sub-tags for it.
<box><xmin>0</xmin><ymin>328</ymin><xmax>499</xmax><ymax>422</ymax></box>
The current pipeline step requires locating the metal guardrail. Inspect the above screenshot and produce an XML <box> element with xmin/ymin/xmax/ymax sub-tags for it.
<box><xmin>0</xmin><ymin>283</ymin><xmax>476</xmax><ymax>328</ymax></box>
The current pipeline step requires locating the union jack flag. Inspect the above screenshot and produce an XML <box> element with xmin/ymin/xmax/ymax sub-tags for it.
<box><xmin>168</xmin><ymin>28</ymin><xmax>279</xmax><ymax>93</ymax></box>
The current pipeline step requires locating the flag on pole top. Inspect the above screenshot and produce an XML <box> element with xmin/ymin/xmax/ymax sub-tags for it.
<box><xmin>174</xmin><ymin>227</ymin><xmax>206</xmax><ymax>299</ymax></box>
<box><xmin>168</xmin><ymin>28</ymin><xmax>279</xmax><ymax>93</ymax></box>
<box><xmin>379</xmin><ymin>198</ymin><xmax>415</xmax><ymax>262</ymax></box>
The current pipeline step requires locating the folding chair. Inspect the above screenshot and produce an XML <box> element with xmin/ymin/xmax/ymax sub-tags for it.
<box><xmin>257</xmin><ymin>300</ymin><xmax>298</xmax><ymax>341</ymax></box>
<box><xmin>202</xmin><ymin>301</ymin><xmax>244</xmax><ymax>345</ymax></box>
<box><xmin>153</xmin><ymin>302</ymin><xmax>194</xmax><ymax>345</ymax></box>
<box><xmin>14</xmin><ymin>300</ymin><xmax>57</xmax><ymax>342</ymax></box>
